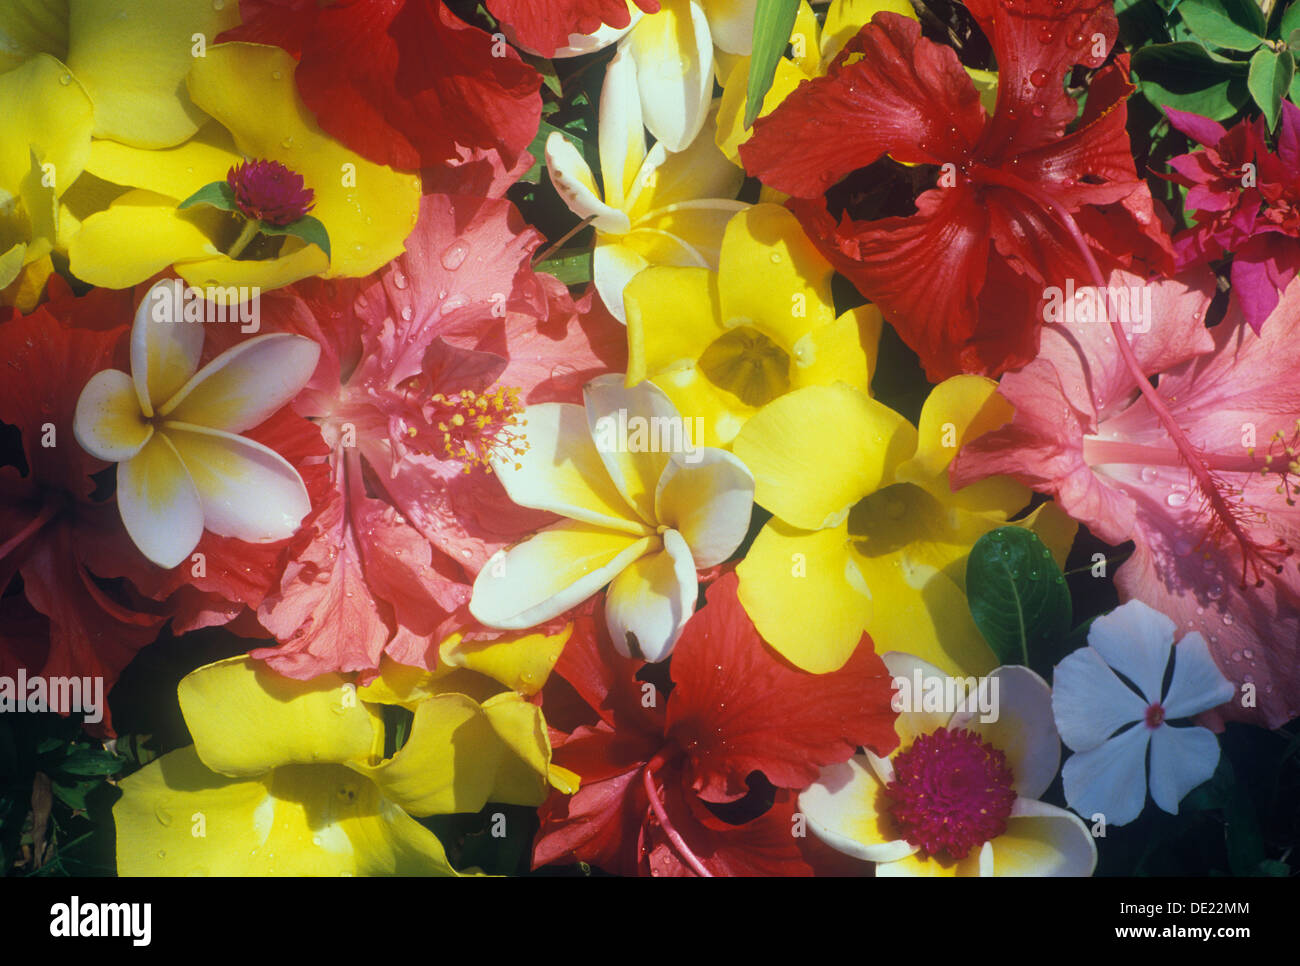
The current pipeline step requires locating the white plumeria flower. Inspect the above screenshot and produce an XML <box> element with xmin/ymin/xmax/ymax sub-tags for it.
<box><xmin>550</xmin><ymin>0</ymin><xmax>756</xmax><ymax>151</ymax></box>
<box><xmin>73</xmin><ymin>279</ymin><xmax>320</xmax><ymax>569</ymax></box>
<box><xmin>799</xmin><ymin>654</ymin><xmax>1097</xmax><ymax>876</ymax></box>
<box><xmin>470</xmin><ymin>374</ymin><xmax>754</xmax><ymax>662</ymax></box>
<box><xmin>1052</xmin><ymin>599</ymin><xmax>1235</xmax><ymax>827</ymax></box>
<box><xmin>546</xmin><ymin>46</ymin><xmax>746</xmax><ymax>323</ymax></box>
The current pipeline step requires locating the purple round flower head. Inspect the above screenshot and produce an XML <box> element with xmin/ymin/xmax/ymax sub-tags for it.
<box><xmin>227</xmin><ymin>159</ymin><xmax>315</xmax><ymax>226</ymax></box>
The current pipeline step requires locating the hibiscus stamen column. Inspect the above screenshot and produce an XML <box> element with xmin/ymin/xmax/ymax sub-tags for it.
<box><xmin>642</xmin><ymin>753</ymin><xmax>713</xmax><ymax>877</ymax></box>
<box><xmin>976</xmin><ymin>164</ymin><xmax>1288</xmax><ymax>587</ymax></box>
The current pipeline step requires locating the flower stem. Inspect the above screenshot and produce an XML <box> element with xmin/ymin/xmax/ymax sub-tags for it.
<box><xmin>642</xmin><ymin>758</ymin><xmax>713</xmax><ymax>877</ymax></box>
<box><xmin>0</xmin><ymin>498</ymin><xmax>61</xmax><ymax>565</ymax></box>
<box><xmin>530</xmin><ymin>214</ymin><xmax>597</xmax><ymax>267</ymax></box>
<box><xmin>226</xmin><ymin>218</ymin><xmax>262</xmax><ymax>260</ymax></box>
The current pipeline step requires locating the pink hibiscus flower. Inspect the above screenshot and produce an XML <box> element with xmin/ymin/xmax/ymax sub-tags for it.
<box><xmin>952</xmin><ymin>268</ymin><xmax>1300</xmax><ymax>728</ymax></box>
<box><xmin>250</xmin><ymin>192</ymin><xmax>625</xmax><ymax>678</ymax></box>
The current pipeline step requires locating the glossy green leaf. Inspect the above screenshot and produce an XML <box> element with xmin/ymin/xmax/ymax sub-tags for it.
<box><xmin>965</xmin><ymin>527</ymin><xmax>1072</xmax><ymax>668</ymax></box>
<box><xmin>1179</xmin><ymin>0</ymin><xmax>1266</xmax><ymax>51</ymax></box>
<box><xmin>745</xmin><ymin>0</ymin><xmax>800</xmax><ymax>128</ymax></box>
<box><xmin>259</xmin><ymin>214</ymin><xmax>331</xmax><ymax>260</ymax></box>
<box><xmin>1248</xmin><ymin>47</ymin><xmax>1294</xmax><ymax>129</ymax></box>
<box><xmin>177</xmin><ymin>180</ymin><xmax>236</xmax><ymax>213</ymax></box>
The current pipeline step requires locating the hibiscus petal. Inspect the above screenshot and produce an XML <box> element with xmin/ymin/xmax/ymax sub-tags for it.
<box><xmin>73</xmin><ymin>368</ymin><xmax>153</xmax><ymax>462</ymax></box>
<box><xmin>990</xmin><ymin>798</ymin><xmax>1097</xmax><ymax>876</ymax></box>
<box><xmin>654</xmin><ymin>449</ymin><xmax>753</xmax><ymax>567</ymax></box>
<box><xmin>1147</xmin><ymin>724</ymin><xmax>1220</xmax><ymax>815</ymax></box>
<box><xmin>159</xmin><ymin>333</ymin><xmax>320</xmax><ymax>433</ymax></box>
<box><xmin>797</xmin><ymin>756</ymin><xmax>917</xmax><ymax>863</ymax></box>
<box><xmin>603</xmin><ymin>528</ymin><xmax>696</xmax><ymax>661</ymax></box>
<box><xmin>130</xmin><ymin>279</ymin><xmax>205</xmax><ymax>416</ymax></box>
<box><xmin>1162</xmin><ymin>632</ymin><xmax>1235</xmax><ymax>719</ymax></box>
<box><xmin>470</xmin><ymin>523</ymin><xmax>655</xmax><ymax>630</ymax></box>
<box><xmin>626</xmin><ymin>0</ymin><xmax>713</xmax><ymax>152</ymax></box>
<box><xmin>488</xmin><ymin>0</ymin><xmax>655</xmax><ymax>59</ymax></box>
<box><xmin>1052</xmin><ymin>646</ymin><xmax>1147</xmax><ymax>752</ymax></box>
<box><xmin>163</xmin><ymin>423</ymin><xmax>312</xmax><ymax>543</ymax></box>
<box><xmin>1086</xmin><ymin>599</ymin><xmax>1177</xmax><ymax>704</ymax></box>
<box><xmin>117</xmin><ymin>433</ymin><xmax>204</xmax><ymax>569</ymax></box>
<box><xmin>1060</xmin><ymin>725</ymin><xmax>1150</xmax><ymax>827</ymax></box>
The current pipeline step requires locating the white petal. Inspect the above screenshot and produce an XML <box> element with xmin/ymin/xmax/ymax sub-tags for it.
<box><xmin>1148</xmin><ymin>725</ymin><xmax>1221</xmax><ymax>815</ymax></box>
<box><xmin>584</xmin><ymin>374</ymin><xmax>685</xmax><ymax>523</ymax></box>
<box><xmin>626</xmin><ymin>0</ymin><xmax>714</xmax><ymax>152</ymax></box>
<box><xmin>797</xmin><ymin>756</ymin><xmax>917</xmax><ymax>864</ymax></box>
<box><xmin>950</xmin><ymin>665</ymin><xmax>1060</xmax><ymax>801</ymax></box>
<box><xmin>470</xmin><ymin>524</ymin><xmax>655</xmax><ymax>630</ymax></box>
<box><xmin>654</xmin><ymin>448</ymin><xmax>753</xmax><ymax>567</ymax></box>
<box><xmin>991</xmin><ymin>798</ymin><xmax>1098</xmax><ymax>876</ymax></box>
<box><xmin>872</xmin><ymin>651</ymin><xmax>955</xmax><ymax>781</ymax></box>
<box><xmin>598</xmin><ymin>46</ymin><xmax>646</xmax><ymax>210</ymax></box>
<box><xmin>117</xmin><ymin>434</ymin><xmax>204</xmax><ymax>569</ymax></box>
<box><xmin>158</xmin><ymin>334</ymin><xmax>320</xmax><ymax>433</ymax></box>
<box><xmin>1087</xmin><ymin>599</ymin><xmax>1177</xmax><ymax>704</ymax></box>
<box><xmin>163</xmin><ymin>424</ymin><xmax>311</xmax><ymax>542</ymax></box>
<box><xmin>544</xmin><ymin>133</ymin><xmax>630</xmax><ymax>234</ymax></box>
<box><xmin>699</xmin><ymin>0</ymin><xmax>756</xmax><ymax>54</ymax></box>
<box><xmin>552</xmin><ymin>11</ymin><xmax>644</xmax><ymax>57</ymax></box>
<box><xmin>603</xmin><ymin>528</ymin><xmax>697</xmax><ymax>661</ymax></box>
<box><xmin>494</xmin><ymin>402</ymin><xmax>645</xmax><ymax>534</ymax></box>
<box><xmin>1051</xmin><ymin>646</ymin><xmax>1148</xmax><ymax>752</ymax></box>
<box><xmin>1162</xmin><ymin>632</ymin><xmax>1235</xmax><ymax>719</ymax></box>
<box><xmin>74</xmin><ymin>368</ymin><xmax>153</xmax><ymax>462</ymax></box>
<box><xmin>1061</xmin><ymin>726</ymin><xmax>1150</xmax><ymax>828</ymax></box>
<box><xmin>593</xmin><ymin>240</ymin><xmax>650</xmax><ymax>324</ymax></box>
<box><xmin>131</xmin><ymin>278</ymin><xmax>204</xmax><ymax>417</ymax></box>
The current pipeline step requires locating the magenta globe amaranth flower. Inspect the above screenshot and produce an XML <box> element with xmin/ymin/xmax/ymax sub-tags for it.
<box><xmin>227</xmin><ymin>159</ymin><xmax>316</xmax><ymax>226</ymax></box>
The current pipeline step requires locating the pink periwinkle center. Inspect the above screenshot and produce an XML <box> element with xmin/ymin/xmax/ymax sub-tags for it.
<box><xmin>1144</xmin><ymin>703</ymin><xmax>1166</xmax><ymax>729</ymax></box>
<box><xmin>885</xmin><ymin>727</ymin><xmax>1017</xmax><ymax>860</ymax></box>
<box><xmin>227</xmin><ymin>159</ymin><xmax>315</xmax><ymax>226</ymax></box>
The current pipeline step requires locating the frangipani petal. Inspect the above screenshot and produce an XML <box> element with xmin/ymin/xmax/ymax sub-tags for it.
<box><xmin>1148</xmin><ymin>724</ymin><xmax>1220</xmax><ymax>815</ymax></box>
<box><xmin>593</xmin><ymin>238</ymin><xmax>651</xmax><ymax>324</ymax></box>
<box><xmin>604</xmin><ymin>527</ymin><xmax>696</xmax><ymax>661</ymax></box>
<box><xmin>163</xmin><ymin>423</ymin><xmax>312</xmax><ymax>543</ymax></box>
<box><xmin>584</xmin><ymin>374</ymin><xmax>681</xmax><ymax>523</ymax></box>
<box><xmin>699</xmin><ymin>0</ymin><xmax>755</xmax><ymax>55</ymax></box>
<box><xmin>178</xmin><ymin>657</ymin><xmax>378</xmax><ymax>778</ymax></box>
<box><xmin>545</xmin><ymin>132</ymin><xmax>630</xmax><ymax>233</ymax></box>
<box><xmin>878</xmin><ymin>652</ymin><xmax>956</xmax><ymax>766</ymax></box>
<box><xmin>470</xmin><ymin>524</ymin><xmax>655</xmax><ymax>630</ymax></box>
<box><xmin>797</xmin><ymin>756</ymin><xmax>917</xmax><ymax>863</ymax></box>
<box><xmin>627</xmin><ymin>0</ymin><xmax>713</xmax><ymax>152</ymax></box>
<box><xmin>654</xmin><ymin>448</ymin><xmax>753</xmax><ymax>567</ymax></box>
<box><xmin>627</xmin><ymin>115</ymin><xmax>744</xmax><ymax>216</ymax></box>
<box><xmin>73</xmin><ymin>368</ymin><xmax>153</xmax><ymax>462</ymax></box>
<box><xmin>117</xmin><ymin>433</ymin><xmax>204</xmax><ymax>569</ymax></box>
<box><xmin>599</xmin><ymin>46</ymin><xmax>646</xmax><ymax>210</ymax></box>
<box><xmin>990</xmin><ymin>798</ymin><xmax>1097</xmax><ymax>876</ymax></box>
<box><xmin>1061</xmin><ymin>724</ymin><xmax>1150</xmax><ymax>827</ymax></box>
<box><xmin>160</xmin><ymin>333</ymin><xmax>321</xmax><ymax>432</ymax></box>
<box><xmin>130</xmin><ymin>279</ymin><xmax>205</xmax><ymax>415</ymax></box>
<box><xmin>950</xmin><ymin>665</ymin><xmax>1060</xmax><ymax>801</ymax></box>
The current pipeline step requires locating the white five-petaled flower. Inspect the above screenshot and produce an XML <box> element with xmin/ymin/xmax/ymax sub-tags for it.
<box><xmin>470</xmin><ymin>375</ymin><xmax>754</xmax><ymax>662</ymax></box>
<box><xmin>1052</xmin><ymin>599</ymin><xmax>1236</xmax><ymax>827</ymax></box>
<box><xmin>546</xmin><ymin>45</ymin><xmax>746</xmax><ymax>323</ymax></box>
<box><xmin>73</xmin><ymin>279</ymin><xmax>320</xmax><ymax>569</ymax></box>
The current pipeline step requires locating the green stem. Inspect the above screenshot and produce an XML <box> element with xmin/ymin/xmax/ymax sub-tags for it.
<box><xmin>226</xmin><ymin>217</ymin><xmax>262</xmax><ymax>259</ymax></box>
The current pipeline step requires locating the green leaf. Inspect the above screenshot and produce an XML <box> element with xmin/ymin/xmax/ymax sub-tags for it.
<box><xmin>534</xmin><ymin>249</ymin><xmax>592</xmax><ymax>286</ymax></box>
<box><xmin>1280</xmin><ymin>2</ymin><xmax>1300</xmax><ymax>45</ymax></box>
<box><xmin>177</xmin><ymin>180</ymin><xmax>237</xmax><ymax>213</ymax></box>
<box><xmin>965</xmin><ymin>527</ymin><xmax>1072</xmax><ymax>668</ymax></box>
<box><xmin>520</xmin><ymin>120</ymin><xmax>573</xmax><ymax>185</ymax></box>
<box><xmin>1179</xmin><ymin>0</ymin><xmax>1267</xmax><ymax>51</ymax></box>
<box><xmin>58</xmin><ymin>748</ymin><xmax>125</xmax><ymax>778</ymax></box>
<box><xmin>1248</xmin><ymin>47</ymin><xmax>1294</xmax><ymax>128</ymax></box>
<box><xmin>1257</xmin><ymin>859</ymin><xmax>1291</xmax><ymax>875</ymax></box>
<box><xmin>745</xmin><ymin>0</ymin><xmax>800</xmax><ymax>129</ymax></box>
<box><xmin>1134</xmin><ymin>42</ymin><xmax>1251</xmax><ymax>119</ymax></box>
<box><xmin>259</xmin><ymin>214</ymin><xmax>331</xmax><ymax>260</ymax></box>
<box><xmin>522</xmin><ymin>53</ymin><xmax>562</xmax><ymax>98</ymax></box>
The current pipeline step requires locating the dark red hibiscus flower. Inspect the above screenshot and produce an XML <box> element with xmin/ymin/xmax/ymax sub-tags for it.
<box><xmin>533</xmin><ymin>572</ymin><xmax>898</xmax><ymax>876</ymax></box>
<box><xmin>739</xmin><ymin>0</ymin><xmax>1173</xmax><ymax>380</ymax></box>
<box><xmin>486</xmin><ymin>0</ymin><xmax>660</xmax><ymax>58</ymax></box>
<box><xmin>222</xmin><ymin>0</ymin><xmax>542</xmax><ymax>174</ymax></box>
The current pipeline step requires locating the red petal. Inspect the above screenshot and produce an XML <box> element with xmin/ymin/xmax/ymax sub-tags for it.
<box><xmin>665</xmin><ymin>572</ymin><xmax>898</xmax><ymax>803</ymax></box>
<box><xmin>552</xmin><ymin>603</ymin><xmax>664</xmax><ymax>735</ymax></box>
<box><xmin>486</xmin><ymin>0</ymin><xmax>660</xmax><ymax>58</ymax></box>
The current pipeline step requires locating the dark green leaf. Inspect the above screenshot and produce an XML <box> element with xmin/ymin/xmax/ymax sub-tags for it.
<box><xmin>745</xmin><ymin>0</ymin><xmax>800</xmax><ymax>128</ymax></box>
<box><xmin>965</xmin><ymin>527</ymin><xmax>1072</xmax><ymax>667</ymax></box>
<box><xmin>522</xmin><ymin>53</ymin><xmax>562</xmax><ymax>98</ymax></box>
<box><xmin>1257</xmin><ymin>858</ymin><xmax>1291</xmax><ymax>875</ymax></box>
<box><xmin>1280</xmin><ymin>1</ymin><xmax>1300</xmax><ymax>45</ymax></box>
<box><xmin>1134</xmin><ymin>42</ymin><xmax>1251</xmax><ymax>119</ymax></box>
<box><xmin>520</xmin><ymin>120</ymin><xmax>574</xmax><ymax>184</ymax></box>
<box><xmin>1248</xmin><ymin>47</ymin><xmax>1294</xmax><ymax>128</ymax></box>
<box><xmin>1179</xmin><ymin>0</ymin><xmax>1267</xmax><ymax>50</ymax></box>
<box><xmin>259</xmin><ymin>214</ymin><xmax>331</xmax><ymax>259</ymax></box>
<box><xmin>58</xmin><ymin>748</ymin><xmax>125</xmax><ymax>778</ymax></box>
<box><xmin>534</xmin><ymin>248</ymin><xmax>592</xmax><ymax>285</ymax></box>
<box><xmin>178</xmin><ymin>180</ymin><xmax>237</xmax><ymax>213</ymax></box>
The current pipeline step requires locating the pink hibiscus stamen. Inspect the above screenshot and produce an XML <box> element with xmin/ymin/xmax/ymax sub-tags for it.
<box><xmin>400</xmin><ymin>382</ymin><xmax>529</xmax><ymax>473</ymax></box>
<box><xmin>227</xmin><ymin>159</ymin><xmax>316</xmax><ymax>227</ymax></box>
<box><xmin>885</xmin><ymin>728</ymin><xmax>1017</xmax><ymax>860</ymax></box>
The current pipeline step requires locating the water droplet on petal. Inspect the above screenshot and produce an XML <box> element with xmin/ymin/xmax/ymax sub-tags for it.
<box><xmin>400</xmin><ymin>305</ymin><xmax>413</xmax><ymax>321</ymax></box>
<box><xmin>59</xmin><ymin>73</ymin><xmax>72</xmax><ymax>86</ymax></box>
<box><xmin>1166</xmin><ymin>489</ymin><xmax>1188</xmax><ymax>508</ymax></box>
<box><xmin>440</xmin><ymin>240</ymin><xmax>470</xmax><ymax>271</ymax></box>
<box><xmin>1140</xmin><ymin>466</ymin><xmax>1158</xmax><ymax>484</ymax></box>
<box><xmin>1222</xmin><ymin>613</ymin><xmax>1234</xmax><ymax>626</ymax></box>
<box><xmin>1030</xmin><ymin>69</ymin><xmax>1050</xmax><ymax>87</ymax></box>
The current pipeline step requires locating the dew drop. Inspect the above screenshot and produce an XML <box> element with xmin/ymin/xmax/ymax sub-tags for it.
<box><xmin>1231</xmin><ymin>650</ymin><xmax>1242</xmax><ymax>661</ymax></box>
<box><xmin>157</xmin><ymin>850</ymin><xmax>166</xmax><ymax>859</ymax></box>
<box><xmin>400</xmin><ymin>305</ymin><xmax>413</xmax><ymax>321</ymax></box>
<box><xmin>155</xmin><ymin>804</ymin><xmax>174</xmax><ymax>827</ymax></box>
<box><xmin>271</xmin><ymin>69</ymin><xmax>282</xmax><ymax>81</ymax></box>
<box><xmin>440</xmin><ymin>240</ymin><xmax>470</xmax><ymax>271</ymax></box>
<box><xmin>1166</xmin><ymin>490</ymin><xmax>1188</xmax><ymax>508</ymax></box>
<box><xmin>768</xmin><ymin>252</ymin><xmax>782</xmax><ymax>264</ymax></box>
<box><xmin>280</xmin><ymin>136</ymin><xmax>294</xmax><ymax>149</ymax></box>
<box><xmin>392</xmin><ymin>270</ymin><xmax>407</xmax><ymax>290</ymax></box>
<box><xmin>59</xmin><ymin>73</ymin><xmax>72</xmax><ymax>86</ymax></box>
<box><xmin>1222</xmin><ymin>613</ymin><xmax>1234</xmax><ymax>626</ymax></box>
<box><xmin>1037</xmin><ymin>26</ymin><xmax>1055</xmax><ymax>43</ymax></box>
<box><xmin>1140</xmin><ymin>466</ymin><xmax>1158</xmax><ymax>484</ymax></box>
<box><xmin>1030</xmin><ymin>69</ymin><xmax>1050</xmax><ymax>88</ymax></box>
<box><xmin>1243</xmin><ymin>648</ymin><xmax>1253</xmax><ymax>659</ymax></box>
<box><xmin>214</xmin><ymin>0</ymin><xmax>227</xmax><ymax>9</ymax></box>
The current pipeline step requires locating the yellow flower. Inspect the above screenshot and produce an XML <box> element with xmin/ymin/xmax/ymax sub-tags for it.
<box><xmin>546</xmin><ymin>45</ymin><xmax>746</xmax><ymax>323</ymax></box>
<box><xmin>733</xmin><ymin>375</ymin><xmax>1077</xmax><ymax>675</ymax></box>
<box><xmin>799</xmin><ymin>655</ymin><xmax>1096</xmax><ymax>876</ymax></box>
<box><xmin>114</xmin><ymin>647</ymin><xmax>568</xmax><ymax>876</ymax></box>
<box><xmin>624</xmin><ymin>203</ymin><xmax>880</xmax><ymax>449</ymax></box>
<box><xmin>67</xmin><ymin>43</ymin><xmax>421</xmax><ymax>296</ymax></box>
<box><xmin>73</xmin><ymin>279</ymin><xmax>319</xmax><ymax>568</ymax></box>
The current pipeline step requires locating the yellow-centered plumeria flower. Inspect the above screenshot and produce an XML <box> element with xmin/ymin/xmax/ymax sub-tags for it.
<box><xmin>546</xmin><ymin>45</ymin><xmax>746</xmax><ymax>323</ymax></box>
<box><xmin>66</xmin><ymin>42</ymin><xmax>420</xmax><ymax>297</ymax></box>
<box><xmin>114</xmin><ymin>648</ymin><xmax>575</xmax><ymax>876</ymax></box>
<box><xmin>73</xmin><ymin>278</ymin><xmax>319</xmax><ymax>569</ymax></box>
<box><xmin>0</xmin><ymin>53</ymin><xmax>93</xmax><ymax>309</ymax></box>
<box><xmin>799</xmin><ymin>654</ymin><xmax>1096</xmax><ymax>877</ymax></box>
<box><xmin>732</xmin><ymin>375</ymin><xmax>1077</xmax><ymax>675</ymax></box>
<box><xmin>470</xmin><ymin>374</ymin><xmax>755</xmax><ymax>662</ymax></box>
<box><xmin>624</xmin><ymin>203</ymin><xmax>880</xmax><ymax>449</ymax></box>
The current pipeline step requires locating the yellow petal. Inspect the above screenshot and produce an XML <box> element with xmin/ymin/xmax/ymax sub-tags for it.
<box><xmin>178</xmin><ymin>656</ymin><xmax>378</xmax><ymax>778</ymax></box>
<box><xmin>626</xmin><ymin>115</ymin><xmax>743</xmax><ymax>218</ymax></box>
<box><xmin>821</xmin><ymin>0</ymin><xmax>917</xmax><ymax>63</ymax></box>
<box><xmin>68</xmin><ymin>189</ymin><xmax>218</xmax><ymax>289</ymax></box>
<box><xmin>989</xmin><ymin>798</ymin><xmax>1097</xmax><ymax>876</ymax></box>
<box><xmin>438</xmin><ymin>624</ymin><xmax>573</xmax><ymax>697</ymax></box>
<box><xmin>788</xmin><ymin>304</ymin><xmax>881</xmax><ymax>397</ymax></box>
<box><xmin>877</xmin><ymin>842</ymin><xmax>987</xmax><ymax>877</ymax></box>
<box><xmin>651</xmin><ymin>365</ymin><xmax>757</xmax><ymax>449</ymax></box>
<box><xmin>0</xmin><ymin>0</ymin><xmax>68</xmax><ymax>73</ymax></box>
<box><xmin>116</xmin><ymin>433</ymin><xmax>204</xmax><ymax>569</ymax></box>
<box><xmin>66</xmin><ymin>0</ymin><xmax>240</xmax><ymax>148</ymax></box>
<box><xmin>797</xmin><ymin>756</ymin><xmax>916</xmax><ymax>863</ymax></box>
<box><xmin>715</xmin><ymin>55</ymin><xmax>808</xmax><ymax>164</ymax></box>
<box><xmin>735</xmin><ymin>518</ymin><xmax>871</xmax><ymax>673</ymax></box>
<box><xmin>593</xmin><ymin>237</ymin><xmax>651</xmax><ymax>324</ymax></box>
<box><xmin>186</xmin><ymin>43</ymin><xmax>421</xmax><ymax>278</ymax></box>
<box><xmin>130</xmin><ymin>279</ymin><xmax>205</xmax><ymax>416</ymax></box>
<box><xmin>733</xmin><ymin>383</ymin><xmax>914</xmax><ymax>530</ymax></box>
<box><xmin>626</xmin><ymin>265</ymin><xmax>724</xmax><ymax>384</ymax></box>
<box><xmin>0</xmin><ymin>251</ymin><xmax>52</xmax><ymax>311</ymax></box>
<box><xmin>629</xmin><ymin>201</ymin><xmax>748</xmax><ymax>268</ymax></box>
<box><xmin>84</xmin><ymin>120</ymin><xmax>240</xmax><ymax>201</ymax></box>
<box><xmin>0</xmin><ymin>53</ymin><xmax>93</xmax><ymax>195</ymax></box>
<box><xmin>73</xmin><ymin>368</ymin><xmax>153</xmax><ymax>462</ymax></box>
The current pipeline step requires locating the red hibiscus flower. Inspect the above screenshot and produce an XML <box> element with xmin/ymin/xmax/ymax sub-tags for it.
<box><xmin>739</xmin><ymin>0</ymin><xmax>1173</xmax><ymax>380</ymax></box>
<box><xmin>222</xmin><ymin>0</ymin><xmax>542</xmax><ymax>174</ymax></box>
<box><xmin>486</xmin><ymin>0</ymin><xmax>660</xmax><ymax>58</ymax></box>
<box><xmin>533</xmin><ymin>572</ymin><xmax>898</xmax><ymax>876</ymax></box>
